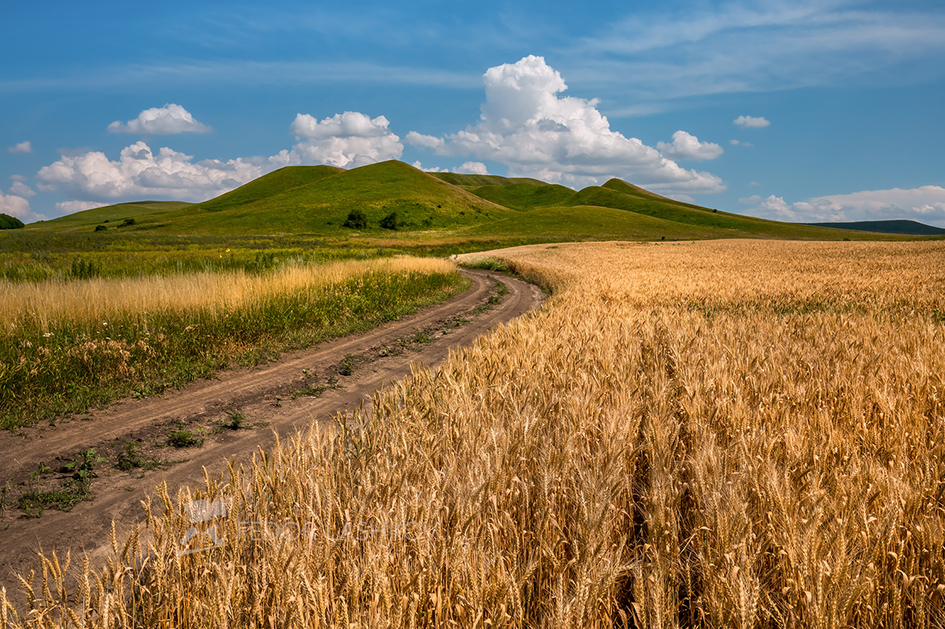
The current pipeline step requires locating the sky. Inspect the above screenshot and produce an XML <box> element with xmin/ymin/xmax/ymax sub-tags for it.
<box><xmin>2</xmin><ymin>0</ymin><xmax>945</xmax><ymax>226</ymax></box>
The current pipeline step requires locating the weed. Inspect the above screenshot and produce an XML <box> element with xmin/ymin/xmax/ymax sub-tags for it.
<box><xmin>114</xmin><ymin>442</ymin><xmax>146</xmax><ymax>471</ymax></box>
<box><xmin>166</xmin><ymin>424</ymin><xmax>204</xmax><ymax>448</ymax></box>
<box><xmin>220</xmin><ymin>410</ymin><xmax>247</xmax><ymax>430</ymax></box>
<box><xmin>62</xmin><ymin>447</ymin><xmax>107</xmax><ymax>491</ymax></box>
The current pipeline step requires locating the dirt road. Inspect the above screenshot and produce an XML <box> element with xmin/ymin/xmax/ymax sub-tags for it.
<box><xmin>0</xmin><ymin>268</ymin><xmax>543</xmax><ymax>592</ymax></box>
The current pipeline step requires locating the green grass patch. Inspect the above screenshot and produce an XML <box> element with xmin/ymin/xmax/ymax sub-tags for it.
<box><xmin>0</xmin><ymin>266</ymin><xmax>467</xmax><ymax>429</ymax></box>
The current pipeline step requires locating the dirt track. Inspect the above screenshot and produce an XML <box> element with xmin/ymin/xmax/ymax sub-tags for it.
<box><xmin>0</xmin><ymin>268</ymin><xmax>543</xmax><ymax>592</ymax></box>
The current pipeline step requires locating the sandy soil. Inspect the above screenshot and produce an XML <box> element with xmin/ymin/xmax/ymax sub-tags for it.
<box><xmin>0</xmin><ymin>268</ymin><xmax>543</xmax><ymax>595</ymax></box>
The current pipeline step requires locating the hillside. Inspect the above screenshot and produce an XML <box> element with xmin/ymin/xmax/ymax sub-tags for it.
<box><xmin>809</xmin><ymin>219</ymin><xmax>945</xmax><ymax>235</ymax></box>
<box><xmin>26</xmin><ymin>201</ymin><xmax>193</xmax><ymax>233</ymax></box>
<box><xmin>20</xmin><ymin>160</ymin><xmax>926</xmax><ymax>248</ymax></box>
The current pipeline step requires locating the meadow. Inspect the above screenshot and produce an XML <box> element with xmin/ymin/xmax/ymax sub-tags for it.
<box><xmin>4</xmin><ymin>240</ymin><xmax>945</xmax><ymax>628</ymax></box>
<box><xmin>0</xmin><ymin>256</ymin><xmax>464</xmax><ymax>429</ymax></box>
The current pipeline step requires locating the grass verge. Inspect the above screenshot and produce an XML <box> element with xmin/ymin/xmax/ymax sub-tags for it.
<box><xmin>0</xmin><ymin>257</ymin><xmax>466</xmax><ymax>429</ymax></box>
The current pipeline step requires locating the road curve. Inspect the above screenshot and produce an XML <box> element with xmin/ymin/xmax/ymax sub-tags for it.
<box><xmin>0</xmin><ymin>268</ymin><xmax>543</xmax><ymax>594</ymax></box>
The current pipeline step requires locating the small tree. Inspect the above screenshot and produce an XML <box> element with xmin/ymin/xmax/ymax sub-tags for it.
<box><xmin>379</xmin><ymin>211</ymin><xmax>400</xmax><ymax>230</ymax></box>
<box><xmin>343</xmin><ymin>209</ymin><xmax>368</xmax><ymax>229</ymax></box>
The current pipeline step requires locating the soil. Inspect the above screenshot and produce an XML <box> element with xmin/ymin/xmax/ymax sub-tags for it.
<box><xmin>0</xmin><ymin>268</ymin><xmax>543</xmax><ymax>597</ymax></box>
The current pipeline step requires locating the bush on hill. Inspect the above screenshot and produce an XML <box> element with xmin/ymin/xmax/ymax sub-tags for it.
<box><xmin>343</xmin><ymin>209</ymin><xmax>368</xmax><ymax>229</ymax></box>
<box><xmin>0</xmin><ymin>213</ymin><xmax>25</xmax><ymax>229</ymax></box>
<box><xmin>379</xmin><ymin>211</ymin><xmax>400</xmax><ymax>230</ymax></box>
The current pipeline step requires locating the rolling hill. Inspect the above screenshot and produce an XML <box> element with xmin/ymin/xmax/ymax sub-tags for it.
<box><xmin>809</xmin><ymin>219</ymin><xmax>945</xmax><ymax>236</ymax></box>
<box><xmin>21</xmin><ymin>160</ymin><xmax>931</xmax><ymax>248</ymax></box>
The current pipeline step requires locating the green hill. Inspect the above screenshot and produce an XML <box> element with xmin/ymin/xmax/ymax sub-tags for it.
<box><xmin>157</xmin><ymin>161</ymin><xmax>515</xmax><ymax>235</ymax></box>
<box><xmin>21</xmin><ymin>160</ymin><xmax>929</xmax><ymax>249</ymax></box>
<box><xmin>26</xmin><ymin>201</ymin><xmax>193</xmax><ymax>233</ymax></box>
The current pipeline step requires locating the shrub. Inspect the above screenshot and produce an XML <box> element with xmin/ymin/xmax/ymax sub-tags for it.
<box><xmin>343</xmin><ymin>209</ymin><xmax>368</xmax><ymax>229</ymax></box>
<box><xmin>379</xmin><ymin>211</ymin><xmax>400</xmax><ymax>230</ymax></box>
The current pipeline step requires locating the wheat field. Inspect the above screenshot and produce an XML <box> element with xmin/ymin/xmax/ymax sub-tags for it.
<box><xmin>4</xmin><ymin>240</ymin><xmax>944</xmax><ymax>628</ymax></box>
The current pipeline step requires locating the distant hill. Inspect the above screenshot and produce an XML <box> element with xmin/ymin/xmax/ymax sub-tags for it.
<box><xmin>23</xmin><ymin>160</ymin><xmax>924</xmax><ymax>247</ymax></box>
<box><xmin>808</xmin><ymin>220</ymin><xmax>945</xmax><ymax>236</ymax></box>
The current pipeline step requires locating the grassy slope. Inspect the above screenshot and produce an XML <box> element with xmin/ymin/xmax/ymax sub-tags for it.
<box><xmin>20</xmin><ymin>161</ymin><xmax>928</xmax><ymax>245</ymax></box>
<box><xmin>160</xmin><ymin>161</ymin><xmax>515</xmax><ymax>235</ymax></box>
<box><xmin>25</xmin><ymin>201</ymin><xmax>193</xmax><ymax>233</ymax></box>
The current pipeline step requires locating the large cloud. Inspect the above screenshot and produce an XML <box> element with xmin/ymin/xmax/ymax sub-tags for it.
<box><xmin>108</xmin><ymin>104</ymin><xmax>211</xmax><ymax>135</ymax></box>
<box><xmin>37</xmin><ymin>141</ymin><xmax>268</xmax><ymax>202</ymax></box>
<box><xmin>657</xmin><ymin>130</ymin><xmax>723</xmax><ymax>161</ymax></box>
<box><xmin>741</xmin><ymin>185</ymin><xmax>945</xmax><ymax>226</ymax></box>
<box><xmin>405</xmin><ymin>55</ymin><xmax>724</xmax><ymax>195</ymax></box>
<box><xmin>37</xmin><ymin>109</ymin><xmax>404</xmax><ymax>210</ymax></box>
<box><xmin>288</xmin><ymin>111</ymin><xmax>403</xmax><ymax>168</ymax></box>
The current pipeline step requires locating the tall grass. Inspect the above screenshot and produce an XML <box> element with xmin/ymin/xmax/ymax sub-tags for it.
<box><xmin>5</xmin><ymin>240</ymin><xmax>945</xmax><ymax>627</ymax></box>
<box><xmin>0</xmin><ymin>257</ymin><xmax>463</xmax><ymax>429</ymax></box>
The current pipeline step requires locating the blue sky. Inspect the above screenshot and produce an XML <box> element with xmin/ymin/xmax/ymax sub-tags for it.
<box><xmin>2</xmin><ymin>0</ymin><xmax>945</xmax><ymax>225</ymax></box>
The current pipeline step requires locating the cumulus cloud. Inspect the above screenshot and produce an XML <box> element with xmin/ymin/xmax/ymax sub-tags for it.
<box><xmin>8</xmin><ymin>141</ymin><xmax>32</xmax><ymax>154</ymax></box>
<box><xmin>288</xmin><ymin>111</ymin><xmax>402</xmax><ymax>168</ymax></box>
<box><xmin>733</xmin><ymin>115</ymin><xmax>770</xmax><ymax>128</ymax></box>
<box><xmin>740</xmin><ymin>185</ymin><xmax>945</xmax><ymax>226</ymax></box>
<box><xmin>657</xmin><ymin>130</ymin><xmax>723</xmax><ymax>161</ymax></box>
<box><xmin>410</xmin><ymin>160</ymin><xmax>443</xmax><ymax>173</ymax></box>
<box><xmin>108</xmin><ymin>104</ymin><xmax>211</xmax><ymax>135</ymax></box>
<box><xmin>37</xmin><ymin>108</ymin><xmax>409</xmax><ymax>212</ymax></box>
<box><xmin>37</xmin><ymin>141</ymin><xmax>270</xmax><ymax>203</ymax></box>
<box><xmin>10</xmin><ymin>180</ymin><xmax>35</xmax><ymax>197</ymax></box>
<box><xmin>0</xmin><ymin>191</ymin><xmax>46</xmax><ymax>222</ymax></box>
<box><xmin>455</xmin><ymin>161</ymin><xmax>489</xmax><ymax>175</ymax></box>
<box><xmin>406</xmin><ymin>55</ymin><xmax>724</xmax><ymax>195</ymax></box>
<box><xmin>56</xmin><ymin>200</ymin><xmax>108</xmax><ymax>213</ymax></box>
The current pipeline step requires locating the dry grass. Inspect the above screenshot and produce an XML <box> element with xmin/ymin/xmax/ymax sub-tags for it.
<box><xmin>5</xmin><ymin>240</ymin><xmax>945</xmax><ymax>628</ymax></box>
<box><xmin>1</xmin><ymin>256</ymin><xmax>456</xmax><ymax>332</ymax></box>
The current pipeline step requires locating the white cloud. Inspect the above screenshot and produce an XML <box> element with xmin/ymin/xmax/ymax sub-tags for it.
<box><xmin>10</xmin><ymin>181</ymin><xmax>35</xmax><ymax>197</ymax></box>
<box><xmin>288</xmin><ymin>111</ymin><xmax>403</xmax><ymax>168</ymax></box>
<box><xmin>37</xmin><ymin>109</ymin><xmax>405</xmax><ymax>210</ymax></box>
<box><xmin>740</xmin><ymin>185</ymin><xmax>945</xmax><ymax>226</ymax></box>
<box><xmin>657</xmin><ymin>130</ymin><xmax>723</xmax><ymax>161</ymax></box>
<box><xmin>0</xmin><ymin>191</ymin><xmax>46</xmax><ymax>222</ymax></box>
<box><xmin>37</xmin><ymin>141</ymin><xmax>270</xmax><ymax>203</ymax></box>
<box><xmin>405</xmin><ymin>131</ymin><xmax>444</xmax><ymax>150</ymax></box>
<box><xmin>107</xmin><ymin>104</ymin><xmax>211</xmax><ymax>135</ymax></box>
<box><xmin>7</xmin><ymin>141</ymin><xmax>32</xmax><ymax>154</ymax></box>
<box><xmin>56</xmin><ymin>200</ymin><xmax>108</xmax><ymax>213</ymax></box>
<box><xmin>734</xmin><ymin>115</ymin><xmax>770</xmax><ymax>128</ymax></box>
<box><xmin>454</xmin><ymin>161</ymin><xmax>489</xmax><ymax>175</ymax></box>
<box><xmin>406</xmin><ymin>55</ymin><xmax>725</xmax><ymax>195</ymax></box>
<box><xmin>411</xmin><ymin>160</ymin><xmax>443</xmax><ymax>173</ymax></box>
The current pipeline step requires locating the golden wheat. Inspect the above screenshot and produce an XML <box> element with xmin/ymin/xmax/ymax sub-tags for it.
<box><xmin>0</xmin><ymin>256</ymin><xmax>456</xmax><ymax>333</ymax></box>
<box><xmin>6</xmin><ymin>240</ymin><xmax>945</xmax><ymax>628</ymax></box>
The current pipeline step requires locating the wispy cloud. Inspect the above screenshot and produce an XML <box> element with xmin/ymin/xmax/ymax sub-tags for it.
<box><xmin>0</xmin><ymin>60</ymin><xmax>481</xmax><ymax>94</ymax></box>
<box><xmin>566</xmin><ymin>0</ymin><xmax>945</xmax><ymax>108</ymax></box>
